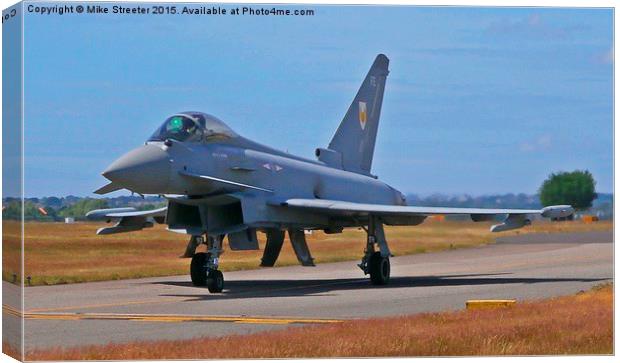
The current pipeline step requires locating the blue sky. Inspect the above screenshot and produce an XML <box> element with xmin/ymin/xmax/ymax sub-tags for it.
<box><xmin>21</xmin><ymin>3</ymin><xmax>613</xmax><ymax>197</ymax></box>
<box><xmin>3</xmin><ymin>3</ymin><xmax>22</xmax><ymax>199</ymax></box>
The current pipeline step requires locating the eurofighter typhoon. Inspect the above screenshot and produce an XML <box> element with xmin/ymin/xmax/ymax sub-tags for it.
<box><xmin>87</xmin><ymin>55</ymin><xmax>573</xmax><ymax>293</ymax></box>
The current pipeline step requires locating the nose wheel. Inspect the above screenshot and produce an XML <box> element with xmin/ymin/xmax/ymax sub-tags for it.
<box><xmin>206</xmin><ymin>270</ymin><xmax>224</xmax><ymax>293</ymax></box>
<box><xmin>190</xmin><ymin>252</ymin><xmax>209</xmax><ymax>286</ymax></box>
<box><xmin>189</xmin><ymin>235</ymin><xmax>225</xmax><ymax>293</ymax></box>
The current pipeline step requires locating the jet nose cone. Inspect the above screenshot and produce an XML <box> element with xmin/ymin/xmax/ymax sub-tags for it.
<box><xmin>103</xmin><ymin>144</ymin><xmax>171</xmax><ymax>194</ymax></box>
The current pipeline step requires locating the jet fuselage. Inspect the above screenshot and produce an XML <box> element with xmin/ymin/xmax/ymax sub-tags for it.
<box><xmin>105</xmin><ymin>137</ymin><xmax>405</xmax><ymax>207</ymax></box>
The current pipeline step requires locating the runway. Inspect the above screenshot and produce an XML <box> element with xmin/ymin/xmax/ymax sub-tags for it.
<box><xmin>4</xmin><ymin>230</ymin><xmax>613</xmax><ymax>350</ymax></box>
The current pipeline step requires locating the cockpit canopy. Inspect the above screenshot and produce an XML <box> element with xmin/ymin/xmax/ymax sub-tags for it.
<box><xmin>148</xmin><ymin>112</ymin><xmax>237</xmax><ymax>143</ymax></box>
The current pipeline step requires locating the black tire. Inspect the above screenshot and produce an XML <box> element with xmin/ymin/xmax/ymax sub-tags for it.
<box><xmin>190</xmin><ymin>252</ymin><xmax>209</xmax><ymax>286</ymax></box>
<box><xmin>369</xmin><ymin>251</ymin><xmax>390</xmax><ymax>285</ymax></box>
<box><xmin>207</xmin><ymin>270</ymin><xmax>224</xmax><ymax>293</ymax></box>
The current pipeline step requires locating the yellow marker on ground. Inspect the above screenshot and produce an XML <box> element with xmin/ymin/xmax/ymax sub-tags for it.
<box><xmin>466</xmin><ymin>299</ymin><xmax>516</xmax><ymax>310</ymax></box>
<box><xmin>0</xmin><ymin>305</ymin><xmax>345</xmax><ymax>326</ymax></box>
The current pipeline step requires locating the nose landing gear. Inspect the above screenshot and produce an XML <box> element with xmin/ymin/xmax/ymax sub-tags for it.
<box><xmin>189</xmin><ymin>235</ymin><xmax>224</xmax><ymax>293</ymax></box>
<box><xmin>190</xmin><ymin>251</ymin><xmax>208</xmax><ymax>286</ymax></box>
<box><xmin>206</xmin><ymin>269</ymin><xmax>224</xmax><ymax>293</ymax></box>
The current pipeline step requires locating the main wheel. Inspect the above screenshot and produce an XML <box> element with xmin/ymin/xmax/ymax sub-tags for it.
<box><xmin>190</xmin><ymin>252</ymin><xmax>209</xmax><ymax>286</ymax></box>
<box><xmin>369</xmin><ymin>251</ymin><xmax>390</xmax><ymax>285</ymax></box>
<box><xmin>207</xmin><ymin>270</ymin><xmax>224</xmax><ymax>293</ymax></box>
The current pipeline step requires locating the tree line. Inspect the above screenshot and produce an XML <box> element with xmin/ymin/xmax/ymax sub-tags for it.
<box><xmin>2</xmin><ymin>198</ymin><xmax>165</xmax><ymax>221</ymax></box>
<box><xmin>2</xmin><ymin>170</ymin><xmax>602</xmax><ymax>221</ymax></box>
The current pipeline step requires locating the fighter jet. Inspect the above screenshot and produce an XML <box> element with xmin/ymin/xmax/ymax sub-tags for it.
<box><xmin>87</xmin><ymin>54</ymin><xmax>573</xmax><ymax>293</ymax></box>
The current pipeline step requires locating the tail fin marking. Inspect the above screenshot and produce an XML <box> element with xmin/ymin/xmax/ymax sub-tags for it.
<box><xmin>326</xmin><ymin>54</ymin><xmax>389</xmax><ymax>175</ymax></box>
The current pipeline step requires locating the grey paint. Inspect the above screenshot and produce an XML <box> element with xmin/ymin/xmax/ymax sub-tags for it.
<box><xmin>88</xmin><ymin>54</ymin><xmax>573</xmax><ymax>269</ymax></box>
<box><xmin>288</xmin><ymin>229</ymin><xmax>315</xmax><ymax>266</ymax></box>
<box><xmin>260</xmin><ymin>229</ymin><xmax>285</xmax><ymax>267</ymax></box>
<box><xmin>328</xmin><ymin>54</ymin><xmax>389</xmax><ymax>174</ymax></box>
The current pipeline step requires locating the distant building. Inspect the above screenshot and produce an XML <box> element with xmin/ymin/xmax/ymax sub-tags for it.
<box><xmin>64</xmin><ymin>217</ymin><xmax>75</xmax><ymax>224</ymax></box>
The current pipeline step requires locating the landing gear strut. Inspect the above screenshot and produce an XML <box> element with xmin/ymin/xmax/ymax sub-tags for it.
<box><xmin>189</xmin><ymin>235</ymin><xmax>224</xmax><ymax>293</ymax></box>
<box><xmin>358</xmin><ymin>216</ymin><xmax>391</xmax><ymax>285</ymax></box>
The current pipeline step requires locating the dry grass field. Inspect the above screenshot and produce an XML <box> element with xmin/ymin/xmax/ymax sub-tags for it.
<box><xmin>2</xmin><ymin>219</ymin><xmax>612</xmax><ymax>286</ymax></box>
<box><xmin>24</xmin><ymin>283</ymin><xmax>613</xmax><ymax>359</ymax></box>
<box><xmin>2</xmin><ymin>220</ymin><xmax>21</xmax><ymax>283</ymax></box>
<box><xmin>2</xmin><ymin>342</ymin><xmax>20</xmax><ymax>362</ymax></box>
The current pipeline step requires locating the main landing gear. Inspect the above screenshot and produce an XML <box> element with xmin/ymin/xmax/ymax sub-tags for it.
<box><xmin>358</xmin><ymin>216</ymin><xmax>392</xmax><ymax>285</ymax></box>
<box><xmin>189</xmin><ymin>235</ymin><xmax>224</xmax><ymax>293</ymax></box>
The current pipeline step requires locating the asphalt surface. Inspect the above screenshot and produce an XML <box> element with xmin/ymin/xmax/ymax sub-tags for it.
<box><xmin>3</xmin><ymin>230</ymin><xmax>613</xmax><ymax>351</ymax></box>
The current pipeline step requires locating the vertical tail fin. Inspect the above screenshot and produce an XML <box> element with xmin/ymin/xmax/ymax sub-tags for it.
<box><xmin>326</xmin><ymin>54</ymin><xmax>389</xmax><ymax>175</ymax></box>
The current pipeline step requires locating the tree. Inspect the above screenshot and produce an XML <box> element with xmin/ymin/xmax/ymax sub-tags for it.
<box><xmin>2</xmin><ymin>201</ymin><xmax>22</xmax><ymax>220</ymax></box>
<box><xmin>41</xmin><ymin>196</ymin><xmax>62</xmax><ymax>208</ymax></box>
<box><xmin>3</xmin><ymin>201</ymin><xmax>56</xmax><ymax>221</ymax></box>
<box><xmin>58</xmin><ymin>199</ymin><xmax>109</xmax><ymax>219</ymax></box>
<box><xmin>539</xmin><ymin>170</ymin><xmax>597</xmax><ymax>211</ymax></box>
